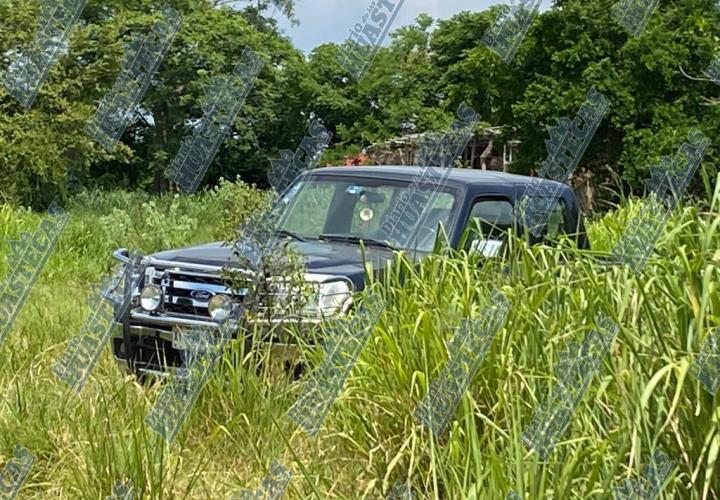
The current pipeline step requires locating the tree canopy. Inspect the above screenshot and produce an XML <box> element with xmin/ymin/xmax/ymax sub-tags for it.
<box><xmin>1</xmin><ymin>0</ymin><xmax>719</xmax><ymax>207</ymax></box>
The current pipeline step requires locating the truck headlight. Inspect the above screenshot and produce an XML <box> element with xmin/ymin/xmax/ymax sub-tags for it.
<box><xmin>140</xmin><ymin>285</ymin><xmax>163</xmax><ymax>311</ymax></box>
<box><xmin>305</xmin><ymin>280</ymin><xmax>352</xmax><ymax>317</ymax></box>
<box><xmin>208</xmin><ymin>294</ymin><xmax>233</xmax><ymax>322</ymax></box>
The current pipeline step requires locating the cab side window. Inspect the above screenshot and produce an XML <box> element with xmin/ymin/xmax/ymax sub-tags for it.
<box><xmin>545</xmin><ymin>199</ymin><xmax>567</xmax><ymax>239</ymax></box>
<box><xmin>519</xmin><ymin>195</ymin><xmax>570</xmax><ymax>242</ymax></box>
<box><xmin>460</xmin><ymin>197</ymin><xmax>514</xmax><ymax>255</ymax></box>
<box><xmin>467</xmin><ymin>199</ymin><xmax>515</xmax><ymax>239</ymax></box>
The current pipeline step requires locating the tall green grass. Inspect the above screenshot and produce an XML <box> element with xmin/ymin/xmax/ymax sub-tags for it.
<box><xmin>0</xmin><ymin>177</ymin><xmax>717</xmax><ymax>498</ymax></box>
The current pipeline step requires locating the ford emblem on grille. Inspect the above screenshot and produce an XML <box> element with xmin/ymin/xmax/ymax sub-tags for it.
<box><xmin>190</xmin><ymin>289</ymin><xmax>214</xmax><ymax>301</ymax></box>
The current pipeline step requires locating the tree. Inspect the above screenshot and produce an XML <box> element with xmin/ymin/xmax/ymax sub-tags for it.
<box><xmin>306</xmin><ymin>15</ymin><xmax>459</xmax><ymax>159</ymax></box>
<box><xmin>509</xmin><ymin>0</ymin><xmax>720</xmax><ymax>195</ymax></box>
<box><xmin>0</xmin><ymin>0</ymin><xmax>308</xmax><ymax>206</ymax></box>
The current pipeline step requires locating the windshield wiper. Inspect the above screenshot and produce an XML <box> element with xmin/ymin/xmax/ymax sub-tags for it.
<box><xmin>276</xmin><ymin>229</ymin><xmax>306</xmax><ymax>242</ymax></box>
<box><xmin>318</xmin><ymin>234</ymin><xmax>396</xmax><ymax>250</ymax></box>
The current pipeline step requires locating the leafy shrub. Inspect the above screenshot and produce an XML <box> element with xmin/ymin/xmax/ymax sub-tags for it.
<box><xmin>0</xmin><ymin>177</ymin><xmax>269</xmax><ymax>283</ymax></box>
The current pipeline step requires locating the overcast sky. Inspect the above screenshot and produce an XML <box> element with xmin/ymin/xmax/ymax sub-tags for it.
<box><xmin>275</xmin><ymin>0</ymin><xmax>506</xmax><ymax>53</ymax></box>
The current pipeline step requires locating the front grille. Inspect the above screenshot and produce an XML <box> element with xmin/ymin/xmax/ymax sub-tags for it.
<box><xmin>139</xmin><ymin>263</ymin><xmax>318</xmax><ymax>321</ymax></box>
<box><xmin>145</xmin><ymin>266</ymin><xmax>241</xmax><ymax>318</ymax></box>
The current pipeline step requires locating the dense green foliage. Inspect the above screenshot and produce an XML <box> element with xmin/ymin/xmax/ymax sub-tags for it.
<box><xmin>0</xmin><ymin>177</ymin><xmax>266</xmax><ymax>281</ymax></box>
<box><xmin>2</xmin><ymin>0</ymin><xmax>720</xmax><ymax>206</ymax></box>
<box><xmin>0</xmin><ymin>177</ymin><xmax>718</xmax><ymax>497</ymax></box>
<box><xmin>0</xmin><ymin>0</ymin><xmax>307</xmax><ymax>205</ymax></box>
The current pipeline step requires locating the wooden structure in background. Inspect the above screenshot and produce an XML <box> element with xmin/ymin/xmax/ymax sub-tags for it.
<box><xmin>355</xmin><ymin>130</ymin><xmax>596</xmax><ymax>213</ymax></box>
<box><xmin>362</xmin><ymin>128</ymin><xmax>520</xmax><ymax>172</ymax></box>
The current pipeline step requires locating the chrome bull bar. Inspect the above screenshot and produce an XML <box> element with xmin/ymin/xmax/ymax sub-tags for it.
<box><xmin>111</xmin><ymin>247</ymin><xmax>353</xmax><ymax>375</ymax></box>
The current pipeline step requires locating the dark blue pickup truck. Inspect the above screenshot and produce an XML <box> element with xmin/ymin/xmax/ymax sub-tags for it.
<box><xmin>111</xmin><ymin>166</ymin><xmax>587</xmax><ymax>377</ymax></box>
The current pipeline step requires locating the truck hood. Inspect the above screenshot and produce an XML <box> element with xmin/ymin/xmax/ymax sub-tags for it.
<box><xmin>149</xmin><ymin>240</ymin><xmax>415</xmax><ymax>291</ymax></box>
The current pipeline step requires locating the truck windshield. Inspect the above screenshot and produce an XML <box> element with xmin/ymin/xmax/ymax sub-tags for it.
<box><xmin>275</xmin><ymin>176</ymin><xmax>459</xmax><ymax>252</ymax></box>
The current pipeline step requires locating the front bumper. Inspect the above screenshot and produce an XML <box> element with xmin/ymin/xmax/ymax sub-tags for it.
<box><xmin>110</xmin><ymin>248</ymin><xmax>352</xmax><ymax>377</ymax></box>
<box><xmin>112</xmin><ymin>310</ymin><xmax>322</xmax><ymax>377</ymax></box>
